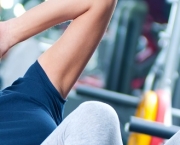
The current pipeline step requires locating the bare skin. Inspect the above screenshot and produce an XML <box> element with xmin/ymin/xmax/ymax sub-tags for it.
<box><xmin>0</xmin><ymin>22</ymin><xmax>12</xmax><ymax>57</ymax></box>
<box><xmin>0</xmin><ymin>0</ymin><xmax>117</xmax><ymax>98</ymax></box>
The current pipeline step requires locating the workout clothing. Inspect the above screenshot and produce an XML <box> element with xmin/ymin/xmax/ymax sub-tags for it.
<box><xmin>41</xmin><ymin>101</ymin><xmax>123</xmax><ymax>145</ymax></box>
<box><xmin>0</xmin><ymin>61</ymin><xmax>66</xmax><ymax>145</ymax></box>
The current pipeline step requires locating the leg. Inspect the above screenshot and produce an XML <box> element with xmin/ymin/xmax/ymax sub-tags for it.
<box><xmin>41</xmin><ymin>101</ymin><xmax>123</xmax><ymax>145</ymax></box>
<box><xmin>0</xmin><ymin>0</ymin><xmax>117</xmax><ymax>98</ymax></box>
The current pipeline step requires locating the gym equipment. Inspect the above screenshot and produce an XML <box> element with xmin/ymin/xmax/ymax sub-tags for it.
<box><xmin>76</xmin><ymin>85</ymin><xmax>180</xmax><ymax>118</ymax></box>
<box><xmin>171</xmin><ymin>0</ymin><xmax>180</xmax><ymax>123</ymax></box>
<box><xmin>127</xmin><ymin>116</ymin><xmax>180</xmax><ymax>139</ymax></box>
<box><xmin>150</xmin><ymin>90</ymin><xmax>169</xmax><ymax>145</ymax></box>
<box><xmin>128</xmin><ymin>0</ymin><xmax>180</xmax><ymax>144</ymax></box>
<box><xmin>76</xmin><ymin>86</ymin><xmax>177</xmax><ymax>145</ymax></box>
<box><xmin>143</xmin><ymin>0</ymin><xmax>178</xmax><ymax>92</ymax></box>
<box><xmin>172</xmin><ymin>73</ymin><xmax>180</xmax><ymax>126</ymax></box>
<box><xmin>75</xmin><ymin>84</ymin><xmax>180</xmax><ymax>144</ymax></box>
<box><xmin>128</xmin><ymin>91</ymin><xmax>158</xmax><ymax>145</ymax></box>
<box><xmin>127</xmin><ymin>89</ymin><xmax>170</xmax><ymax>145</ymax></box>
<box><xmin>76</xmin><ymin>85</ymin><xmax>139</xmax><ymax>107</ymax></box>
<box><xmin>105</xmin><ymin>0</ymin><xmax>147</xmax><ymax>94</ymax></box>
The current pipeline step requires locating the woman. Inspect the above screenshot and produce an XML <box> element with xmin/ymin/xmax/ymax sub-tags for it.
<box><xmin>0</xmin><ymin>0</ymin><xmax>123</xmax><ymax>144</ymax></box>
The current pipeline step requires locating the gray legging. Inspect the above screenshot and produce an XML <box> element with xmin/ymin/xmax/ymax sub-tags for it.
<box><xmin>41</xmin><ymin>101</ymin><xmax>123</xmax><ymax>145</ymax></box>
<box><xmin>41</xmin><ymin>101</ymin><xmax>180</xmax><ymax>145</ymax></box>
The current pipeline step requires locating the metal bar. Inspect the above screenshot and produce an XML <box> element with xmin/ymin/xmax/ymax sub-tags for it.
<box><xmin>128</xmin><ymin>116</ymin><xmax>180</xmax><ymax>139</ymax></box>
<box><xmin>76</xmin><ymin>85</ymin><xmax>140</xmax><ymax>107</ymax></box>
<box><xmin>160</xmin><ymin>0</ymin><xmax>180</xmax><ymax>92</ymax></box>
<box><xmin>172</xmin><ymin>108</ymin><xmax>180</xmax><ymax>118</ymax></box>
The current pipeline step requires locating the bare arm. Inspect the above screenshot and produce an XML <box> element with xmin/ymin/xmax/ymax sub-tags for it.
<box><xmin>1</xmin><ymin>0</ymin><xmax>117</xmax><ymax>98</ymax></box>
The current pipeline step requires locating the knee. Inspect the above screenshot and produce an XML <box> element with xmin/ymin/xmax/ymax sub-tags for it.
<box><xmin>79</xmin><ymin>101</ymin><xmax>120</xmax><ymax>125</ymax></box>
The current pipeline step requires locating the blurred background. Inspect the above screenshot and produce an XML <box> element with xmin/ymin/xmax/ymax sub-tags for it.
<box><xmin>2</xmin><ymin>0</ymin><xmax>180</xmax><ymax>145</ymax></box>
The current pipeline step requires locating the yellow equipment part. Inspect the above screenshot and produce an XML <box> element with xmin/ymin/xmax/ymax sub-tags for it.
<box><xmin>128</xmin><ymin>91</ymin><xmax>158</xmax><ymax>145</ymax></box>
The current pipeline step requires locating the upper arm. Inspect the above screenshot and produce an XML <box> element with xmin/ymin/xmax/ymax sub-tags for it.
<box><xmin>38</xmin><ymin>0</ymin><xmax>116</xmax><ymax>99</ymax></box>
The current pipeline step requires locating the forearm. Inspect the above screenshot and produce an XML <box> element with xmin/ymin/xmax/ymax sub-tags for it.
<box><xmin>9</xmin><ymin>0</ymin><xmax>91</xmax><ymax>46</ymax></box>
